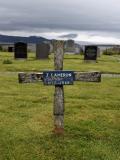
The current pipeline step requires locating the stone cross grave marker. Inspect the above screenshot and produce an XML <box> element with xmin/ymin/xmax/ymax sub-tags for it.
<box><xmin>18</xmin><ymin>40</ymin><xmax>101</xmax><ymax>135</ymax></box>
<box><xmin>14</xmin><ymin>42</ymin><xmax>27</xmax><ymax>59</ymax></box>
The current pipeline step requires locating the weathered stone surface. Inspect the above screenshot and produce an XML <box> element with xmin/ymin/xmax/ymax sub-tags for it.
<box><xmin>64</xmin><ymin>39</ymin><xmax>75</xmax><ymax>53</ymax></box>
<box><xmin>54</xmin><ymin>116</ymin><xmax>64</xmax><ymax>129</ymax></box>
<box><xmin>74</xmin><ymin>71</ymin><xmax>101</xmax><ymax>82</ymax></box>
<box><xmin>53</xmin><ymin>40</ymin><xmax>64</xmax><ymax>70</ymax></box>
<box><xmin>18</xmin><ymin>71</ymin><xmax>101</xmax><ymax>83</ymax></box>
<box><xmin>54</xmin><ymin>40</ymin><xmax>64</xmax><ymax>134</ymax></box>
<box><xmin>36</xmin><ymin>43</ymin><xmax>50</xmax><ymax>59</ymax></box>
<box><xmin>54</xmin><ymin>86</ymin><xmax>64</xmax><ymax>115</ymax></box>
<box><xmin>18</xmin><ymin>72</ymin><xmax>43</xmax><ymax>83</ymax></box>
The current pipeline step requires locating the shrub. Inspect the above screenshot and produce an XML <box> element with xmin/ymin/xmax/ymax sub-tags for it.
<box><xmin>3</xmin><ymin>59</ymin><xmax>13</xmax><ymax>64</ymax></box>
<box><xmin>103</xmin><ymin>49</ymin><xmax>120</xmax><ymax>55</ymax></box>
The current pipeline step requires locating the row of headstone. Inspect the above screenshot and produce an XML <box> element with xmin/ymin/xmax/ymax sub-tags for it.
<box><xmin>64</xmin><ymin>40</ymin><xmax>99</xmax><ymax>60</ymax></box>
<box><xmin>2</xmin><ymin>41</ymin><xmax>98</xmax><ymax>62</ymax></box>
<box><xmin>14</xmin><ymin>42</ymin><xmax>50</xmax><ymax>59</ymax></box>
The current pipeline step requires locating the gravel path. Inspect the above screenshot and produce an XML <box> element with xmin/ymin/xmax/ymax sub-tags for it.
<box><xmin>102</xmin><ymin>73</ymin><xmax>120</xmax><ymax>78</ymax></box>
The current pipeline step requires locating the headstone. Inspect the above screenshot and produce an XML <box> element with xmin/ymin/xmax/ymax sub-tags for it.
<box><xmin>36</xmin><ymin>43</ymin><xmax>50</xmax><ymax>59</ymax></box>
<box><xmin>97</xmin><ymin>47</ymin><xmax>101</xmax><ymax>57</ymax></box>
<box><xmin>65</xmin><ymin>39</ymin><xmax>75</xmax><ymax>53</ymax></box>
<box><xmin>75</xmin><ymin>47</ymin><xmax>81</xmax><ymax>54</ymax></box>
<box><xmin>84</xmin><ymin>45</ymin><xmax>98</xmax><ymax>62</ymax></box>
<box><xmin>66</xmin><ymin>39</ymin><xmax>75</xmax><ymax>48</ymax></box>
<box><xmin>14</xmin><ymin>42</ymin><xmax>27</xmax><ymax>59</ymax></box>
<box><xmin>8</xmin><ymin>47</ymin><xmax>14</xmax><ymax>52</ymax></box>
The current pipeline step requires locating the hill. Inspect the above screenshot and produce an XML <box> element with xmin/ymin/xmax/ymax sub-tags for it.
<box><xmin>0</xmin><ymin>34</ymin><xmax>49</xmax><ymax>44</ymax></box>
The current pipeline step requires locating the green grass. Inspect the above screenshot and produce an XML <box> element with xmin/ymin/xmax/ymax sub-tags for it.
<box><xmin>0</xmin><ymin>52</ymin><xmax>120</xmax><ymax>73</ymax></box>
<box><xmin>0</xmin><ymin>52</ymin><xmax>120</xmax><ymax>160</ymax></box>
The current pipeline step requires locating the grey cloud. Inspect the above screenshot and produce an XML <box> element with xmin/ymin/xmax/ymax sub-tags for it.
<box><xmin>59</xmin><ymin>34</ymin><xmax>78</xmax><ymax>39</ymax></box>
<box><xmin>0</xmin><ymin>0</ymin><xmax>120</xmax><ymax>33</ymax></box>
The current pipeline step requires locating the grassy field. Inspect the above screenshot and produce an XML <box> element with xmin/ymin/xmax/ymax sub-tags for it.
<box><xmin>0</xmin><ymin>52</ymin><xmax>120</xmax><ymax>160</ymax></box>
<box><xmin>0</xmin><ymin>52</ymin><xmax>120</xmax><ymax>73</ymax></box>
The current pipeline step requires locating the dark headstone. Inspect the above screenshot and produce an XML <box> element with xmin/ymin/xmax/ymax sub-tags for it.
<box><xmin>0</xmin><ymin>45</ymin><xmax>2</xmax><ymax>51</ymax></box>
<box><xmin>14</xmin><ymin>42</ymin><xmax>27</xmax><ymax>59</ymax></box>
<box><xmin>36</xmin><ymin>43</ymin><xmax>50</xmax><ymax>59</ymax></box>
<box><xmin>84</xmin><ymin>46</ymin><xmax>98</xmax><ymax>61</ymax></box>
<box><xmin>8</xmin><ymin>47</ymin><xmax>14</xmax><ymax>52</ymax></box>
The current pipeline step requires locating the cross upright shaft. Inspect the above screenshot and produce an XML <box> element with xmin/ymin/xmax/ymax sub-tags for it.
<box><xmin>53</xmin><ymin>40</ymin><xmax>65</xmax><ymax>135</ymax></box>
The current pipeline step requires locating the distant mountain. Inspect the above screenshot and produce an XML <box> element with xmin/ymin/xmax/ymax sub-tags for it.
<box><xmin>59</xmin><ymin>34</ymin><xmax>78</xmax><ymax>39</ymax></box>
<box><xmin>0</xmin><ymin>35</ymin><xmax>49</xmax><ymax>44</ymax></box>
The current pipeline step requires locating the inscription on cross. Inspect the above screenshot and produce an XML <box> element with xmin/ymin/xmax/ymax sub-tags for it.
<box><xmin>18</xmin><ymin>40</ymin><xmax>101</xmax><ymax>135</ymax></box>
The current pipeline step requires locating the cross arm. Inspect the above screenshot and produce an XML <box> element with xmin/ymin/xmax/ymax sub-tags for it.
<box><xmin>74</xmin><ymin>71</ymin><xmax>101</xmax><ymax>82</ymax></box>
<box><xmin>18</xmin><ymin>71</ymin><xmax>101</xmax><ymax>83</ymax></box>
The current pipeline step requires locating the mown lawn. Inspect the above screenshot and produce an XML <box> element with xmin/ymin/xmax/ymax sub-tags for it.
<box><xmin>0</xmin><ymin>52</ymin><xmax>120</xmax><ymax>73</ymax></box>
<box><xmin>0</xmin><ymin>52</ymin><xmax>120</xmax><ymax>160</ymax></box>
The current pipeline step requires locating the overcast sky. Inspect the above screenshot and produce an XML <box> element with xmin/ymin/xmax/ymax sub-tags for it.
<box><xmin>0</xmin><ymin>0</ymin><xmax>120</xmax><ymax>44</ymax></box>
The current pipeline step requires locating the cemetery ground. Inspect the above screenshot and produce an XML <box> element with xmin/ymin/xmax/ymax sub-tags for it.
<box><xmin>0</xmin><ymin>52</ymin><xmax>120</xmax><ymax>160</ymax></box>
